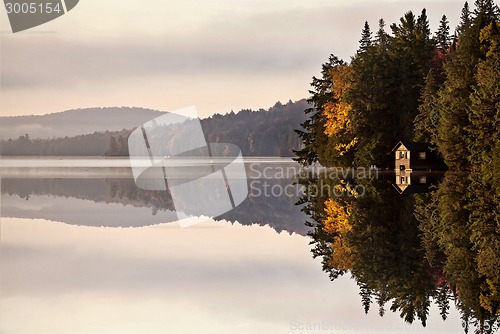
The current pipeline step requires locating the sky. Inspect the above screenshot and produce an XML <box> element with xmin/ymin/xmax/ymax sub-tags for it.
<box><xmin>0</xmin><ymin>0</ymin><xmax>463</xmax><ymax>118</ymax></box>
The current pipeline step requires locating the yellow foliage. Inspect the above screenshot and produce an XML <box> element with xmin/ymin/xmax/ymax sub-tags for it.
<box><xmin>335</xmin><ymin>137</ymin><xmax>359</xmax><ymax>156</ymax></box>
<box><xmin>334</xmin><ymin>180</ymin><xmax>360</xmax><ymax>198</ymax></box>
<box><xmin>323</xmin><ymin>101</ymin><xmax>351</xmax><ymax>136</ymax></box>
<box><xmin>323</xmin><ymin>198</ymin><xmax>353</xmax><ymax>270</ymax></box>
<box><xmin>323</xmin><ymin>65</ymin><xmax>352</xmax><ymax>137</ymax></box>
<box><xmin>322</xmin><ymin>64</ymin><xmax>357</xmax><ymax>155</ymax></box>
<box><xmin>323</xmin><ymin>198</ymin><xmax>351</xmax><ymax>235</ymax></box>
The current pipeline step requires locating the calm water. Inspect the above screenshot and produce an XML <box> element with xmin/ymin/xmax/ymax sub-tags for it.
<box><xmin>0</xmin><ymin>158</ymin><xmax>462</xmax><ymax>333</ymax></box>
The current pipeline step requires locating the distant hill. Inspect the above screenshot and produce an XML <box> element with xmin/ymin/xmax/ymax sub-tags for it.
<box><xmin>0</xmin><ymin>100</ymin><xmax>310</xmax><ymax>157</ymax></box>
<box><xmin>0</xmin><ymin>107</ymin><xmax>166</xmax><ymax>140</ymax></box>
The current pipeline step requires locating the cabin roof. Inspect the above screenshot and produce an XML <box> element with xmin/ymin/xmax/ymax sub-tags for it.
<box><xmin>392</xmin><ymin>183</ymin><xmax>430</xmax><ymax>195</ymax></box>
<box><xmin>391</xmin><ymin>140</ymin><xmax>430</xmax><ymax>152</ymax></box>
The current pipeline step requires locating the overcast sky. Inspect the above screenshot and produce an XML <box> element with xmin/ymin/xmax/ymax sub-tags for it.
<box><xmin>0</xmin><ymin>0</ymin><xmax>463</xmax><ymax>118</ymax></box>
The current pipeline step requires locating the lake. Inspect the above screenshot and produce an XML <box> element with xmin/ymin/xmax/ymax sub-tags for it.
<box><xmin>0</xmin><ymin>158</ymin><xmax>465</xmax><ymax>333</ymax></box>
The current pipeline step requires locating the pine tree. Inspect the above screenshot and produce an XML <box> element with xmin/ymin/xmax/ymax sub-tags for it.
<box><xmin>414</xmin><ymin>70</ymin><xmax>439</xmax><ymax>144</ymax></box>
<box><xmin>436</xmin><ymin>15</ymin><xmax>451</xmax><ymax>54</ymax></box>
<box><xmin>435</xmin><ymin>281</ymin><xmax>451</xmax><ymax>320</ymax></box>
<box><xmin>376</xmin><ymin>288</ymin><xmax>389</xmax><ymax>317</ymax></box>
<box><xmin>473</xmin><ymin>0</ymin><xmax>500</xmax><ymax>26</ymax></box>
<box><xmin>359</xmin><ymin>21</ymin><xmax>372</xmax><ymax>53</ymax></box>
<box><xmin>375</xmin><ymin>18</ymin><xmax>388</xmax><ymax>49</ymax></box>
<box><xmin>458</xmin><ymin>2</ymin><xmax>472</xmax><ymax>35</ymax></box>
<box><xmin>358</xmin><ymin>282</ymin><xmax>373</xmax><ymax>314</ymax></box>
<box><xmin>349</xmin><ymin>32</ymin><xmax>395</xmax><ymax>166</ymax></box>
<box><xmin>417</xmin><ymin>9</ymin><xmax>432</xmax><ymax>43</ymax></box>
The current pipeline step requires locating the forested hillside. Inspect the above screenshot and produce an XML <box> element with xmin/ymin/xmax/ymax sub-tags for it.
<box><xmin>0</xmin><ymin>100</ymin><xmax>309</xmax><ymax>156</ymax></box>
<box><xmin>0</xmin><ymin>107</ymin><xmax>165</xmax><ymax>140</ymax></box>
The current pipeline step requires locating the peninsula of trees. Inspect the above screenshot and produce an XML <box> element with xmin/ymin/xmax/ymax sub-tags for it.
<box><xmin>297</xmin><ymin>1</ymin><xmax>500</xmax><ymax>332</ymax></box>
<box><xmin>295</xmin><ymin>1</ymin><xmax>499</xmax><ymax>173</ymax></box>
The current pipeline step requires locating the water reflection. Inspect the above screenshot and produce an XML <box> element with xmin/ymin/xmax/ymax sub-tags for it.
<box><xmin>0</xmin><ymin>159</ymin><xmax>308</xmax><ymax>234</ymax></box>
<box><xmin>300</xmin><ymin>170</ymin><xmax>499</xmax><ymax>333</ymax></box>
<box><xmin>0</xmin><ymin>159</ymin><xmax>468</xmax><ymax>333</ymax></box>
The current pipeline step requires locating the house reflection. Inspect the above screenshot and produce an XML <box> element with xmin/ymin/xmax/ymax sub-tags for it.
<box><xmin>392</xmin><ymin>141</ymin><xmax>446</xmax><ymax>194</ymax></box>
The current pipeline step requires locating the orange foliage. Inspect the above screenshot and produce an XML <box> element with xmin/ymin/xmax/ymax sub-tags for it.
<box><xmin>322</xmin><ymin>65</ymin><xmax>357</xmax><ymax>156</ymax></box>
<box><xmin>323</xmin><ymin>198</ymin><xmax>353</xmax><ymax>270</ymax></box>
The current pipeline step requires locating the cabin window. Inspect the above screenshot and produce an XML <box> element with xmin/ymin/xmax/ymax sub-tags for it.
<box><xmin>400</xmin><ymin>165</ymin><xmax>405</xmax><ymax>171</ymax></box>
<box><xmin>401</xmin><ymin>176</ymin><xmax>406</xmax><ymax>184</ymax></box>
<box><xmin>400</xmin><ymin>151</ymin><xmax>406</xmax><ymax>159</ymax></box>
<box><xmin>419</xmin><ymin>176</ymin><xmax>427</xmax><ymax>184</ymax></box>
<box><xmin>419</xmin><ymin>152</ymin><xmax>426</xmax><ymax>159</ymax></box>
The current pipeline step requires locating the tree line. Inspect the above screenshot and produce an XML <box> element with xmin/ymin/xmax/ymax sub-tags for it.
<box><xmin>0</xmin><ymin>100</ymin><xmax>309</xmax><ymax>157</ymax></box>
<box><xmin>295</xmin><ymin>0</ymin><xmax>499</xmax><ymax>170</ymax></box>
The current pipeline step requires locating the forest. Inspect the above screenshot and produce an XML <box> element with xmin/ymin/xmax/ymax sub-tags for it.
<box><xmin>295</xmin><ymin>1</ymin><xmax>499</xmax><ymax>333</ymax></box>
<box><xmin>0</xmin><ymin>99</ymin><xmax>308</xmax><ymax>157</ymax></box>
<box><xmin>295</xmin><ymin>1</ymin><xmax>499</xmax><ymax>171</ymax></box>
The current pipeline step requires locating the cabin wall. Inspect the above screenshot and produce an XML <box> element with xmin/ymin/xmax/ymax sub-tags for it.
<box><xmin>395</xmin><ymin>149</ymin><xmax>410</xmax><ymax>171</ymax></box>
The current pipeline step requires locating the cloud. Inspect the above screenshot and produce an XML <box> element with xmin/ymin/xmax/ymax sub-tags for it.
<box><xmin>0</xmin><ymin>4</ymin><xmax>377</xmax><ymax>90</ymax></box>
<box><xmin>0</xmin><ymin>0</ymin><xmax>462</xmax><ymax>116</ymax></box>
<box><xmin>1</xmin><ymin>1</ymin><xmax>461</xmax><ymax>90</ymax></box>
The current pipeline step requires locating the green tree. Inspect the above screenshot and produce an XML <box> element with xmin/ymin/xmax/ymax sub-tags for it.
<box><xmin>436</xmin><ymin>15</ymin><xmax>451</xmax><ymax>54</ymax></box>
<box><xmin>359</xmin><ymin>21</ymin><xmax>372</xmax><ymax>52</ymax></box>
<box><xmin>375</xmin><ymin>18</ymin><xmax>388</xmax><ymax>49</ymax></box>
<box><xmin>458</xmin><ymin>2</ymin><xmax>472</xmax><ymax>35</ymax></box>
<box><xmin>414</xmin><ymin>70</ymin><xmax>440</xmax><ymax>144</ymax></box>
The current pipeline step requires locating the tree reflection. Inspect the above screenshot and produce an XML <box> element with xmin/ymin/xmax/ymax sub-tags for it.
<box><xmin>300</xmin><ymin>170</ymin><xmax>499</xmax><ymax>333</ymax></box>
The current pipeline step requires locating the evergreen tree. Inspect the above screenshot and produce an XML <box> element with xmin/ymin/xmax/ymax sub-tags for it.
<box><xmin>458</xmin><ymin>2</ymin><xmax>472</xmax><ymax>35</ymax></box>
<box><xmin>417</xmin><ymin>9</ymin><xmax>432</xmax><ymax>44</ymax></box>
<box><xmin>358</xmin><ymin>282</ymin><xmax>373</xmax><ymax>314</ymax></box>
<box><xmin>436</xmin><ymin>15</ymin><xmax>451</xmax><ymax>54</ymax></box>
<box><xmin>473</xmin><ymin>0</ymin><xmax>500</xmax><ymax>26</ymax></box>
<box><xmin>375</xmin><ymin>18</ymin><xmax>388</xmax><ymax>49</ymax></box>
<box><xmin>359</xmin><ymin>21</ymin><xmax>372</xmax><ymax>53</ymax></box>
<box><xmin>414</xmin><ymin>70</ymin><xmax>439</xmax><ymax>144</ymax></box>
<box><xmin>376</xmin><ymin>288</ymin><xmax>388</xmax><ymax>317</ymax></box>
<box><xmin>436</xmin><ymin>281</ymin><xmax>451</xmax><ymax>320</ymax></box>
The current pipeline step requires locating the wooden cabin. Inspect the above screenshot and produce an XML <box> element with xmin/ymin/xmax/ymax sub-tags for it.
<box><xmin>391</xmin><ymin>141</ymin><xmax>446</xmax><ymax>194</ymax></box>
<box><xmin>392</xmin><ymin>141</ymin><xmax>432</xmax><ymax>172</ymax></box>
